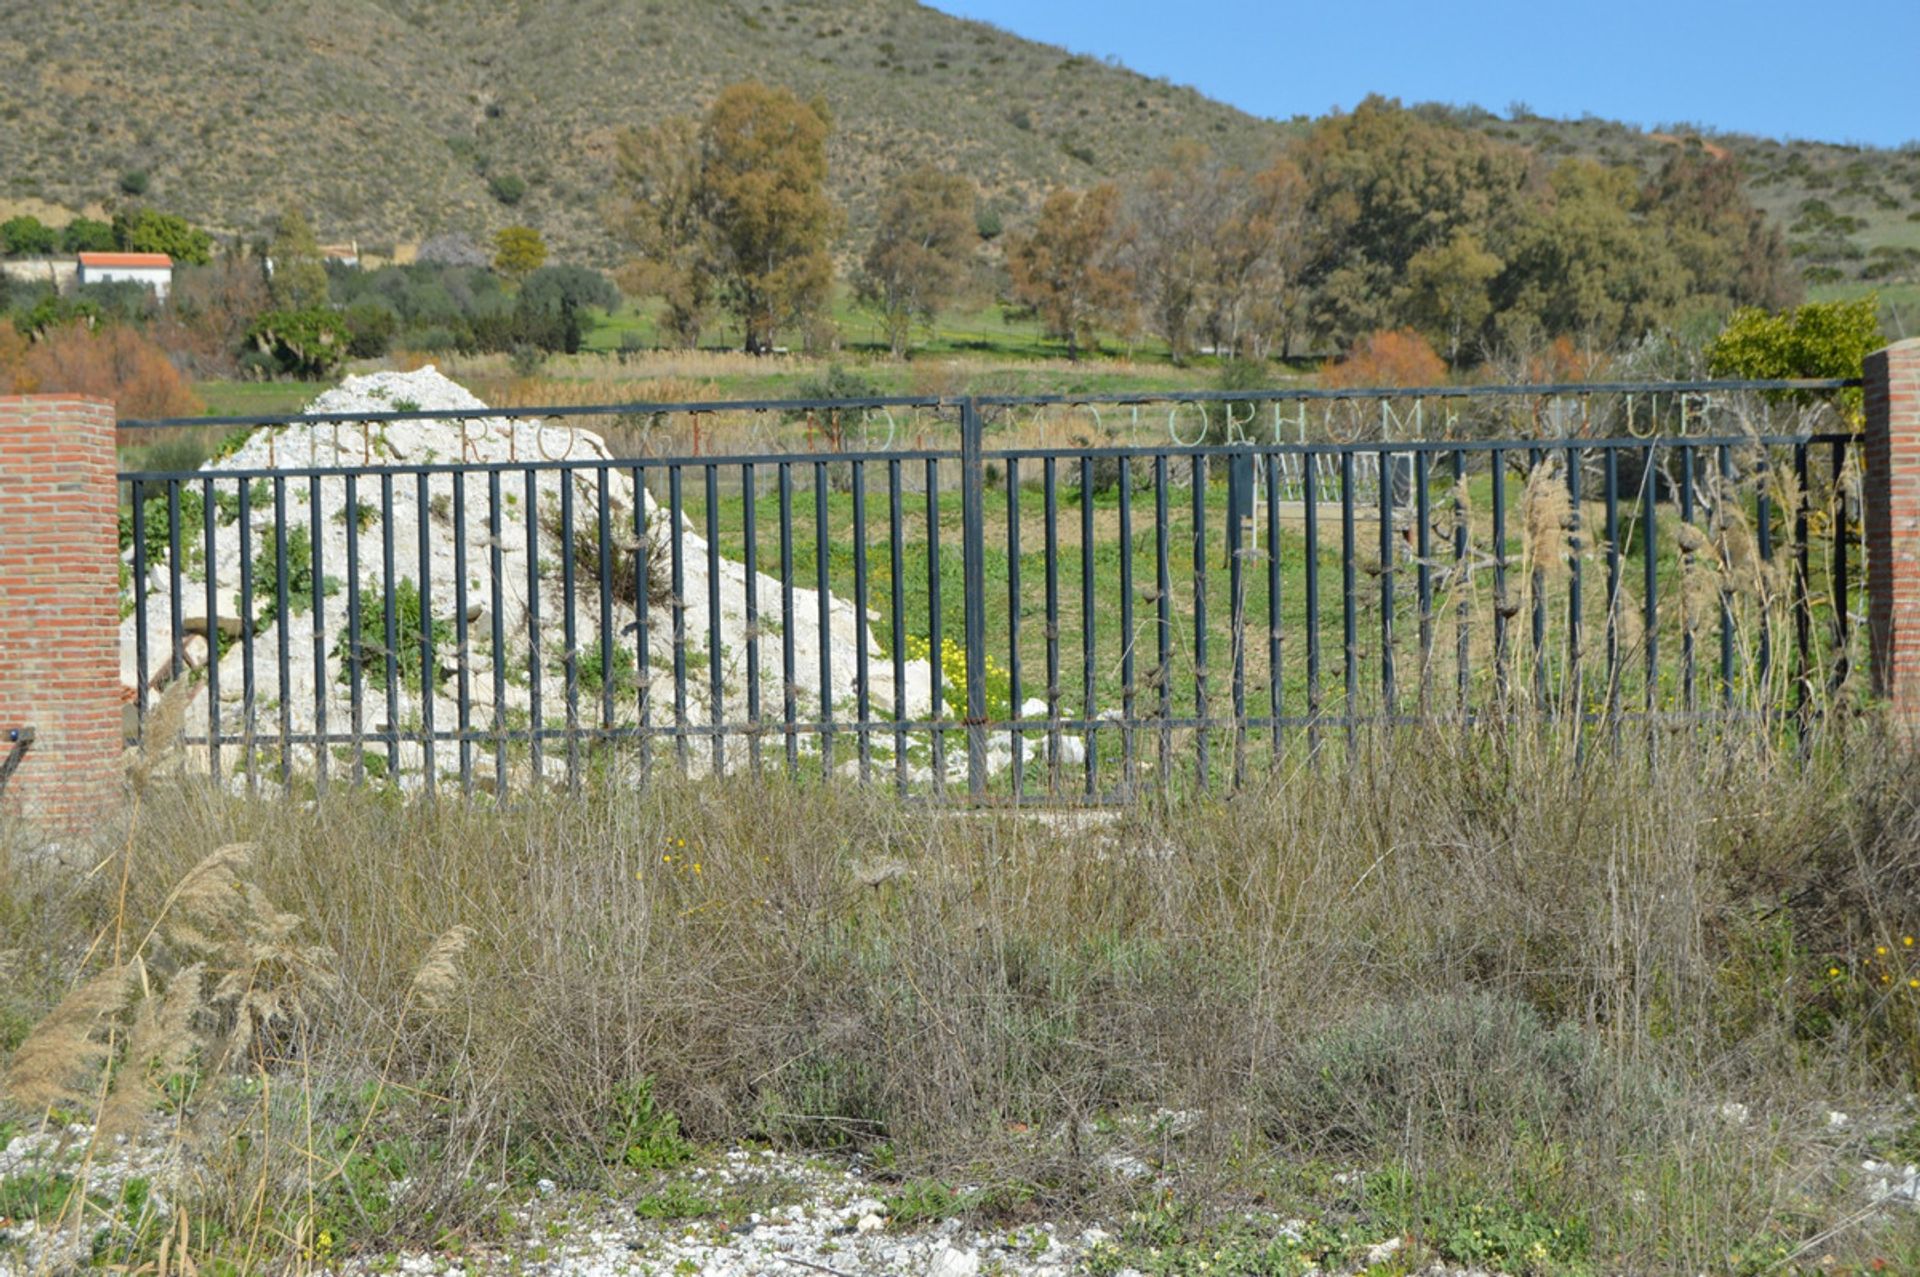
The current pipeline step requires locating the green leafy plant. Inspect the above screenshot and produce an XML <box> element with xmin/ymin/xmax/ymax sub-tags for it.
<box><xmin>334</xmin><ymin>577</ymin><xmax>453</xmax><ymax>695</ymax></box>
<box><xmin>252</xmin><ymin>524</ymin><xmax>340</xmax><ymax>631</ymax></box>
<box><xmin>605</xmin><ymin>1076</ymin><xmax>694</xmax><ymax>1170</ymax></box>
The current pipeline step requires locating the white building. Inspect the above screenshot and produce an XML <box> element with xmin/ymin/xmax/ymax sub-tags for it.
<box><xmin>75</xmin><ymin>251</ymin><xmax>173</xmax><ymax>301</ymax></box>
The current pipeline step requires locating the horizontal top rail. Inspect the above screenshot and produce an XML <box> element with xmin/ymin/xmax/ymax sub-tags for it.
<box><xmin>115</xmin><ymin>432</ymin><xmax>1859</xmax><ymax>482</ymax></box>
<box><xmin>113</xmin><ymin>378</ymin><xmax>1864</xmax><ymax>432</ymax></box>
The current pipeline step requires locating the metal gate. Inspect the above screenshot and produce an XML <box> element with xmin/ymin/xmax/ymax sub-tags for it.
<box><xmin>116</xmin><ymin>377</ymin><xmax>1866</xmax><ymax>802</ymax></box>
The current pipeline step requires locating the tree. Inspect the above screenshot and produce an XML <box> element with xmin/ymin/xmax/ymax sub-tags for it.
<box><xmin>613</xmin><ymin>116</ymin><xmax>714</xmax><ymax>348</ymax></box>
<box><xmin>0</xmin><ymin>324</ymin><xmax>31</xmax><ymax>393</ymax></box>
<box><xmin>1319</xmin><ymin>328</ymin><xmax>1448</xmax><ymax>389</ymax></box>
<box><xmin>0</xmin><ymin>215</ymin><xmax>57</xmax><ymax>257</ymax></box>
<box><xmin>493</xmin><ymin>226</ymin><xmax>548</xmax><ymax>282</ymax></box>
<box><xmin>61</xmin><ymin>218</ymin><xmax>116</xmax><ymax>253</ymax></box>
<box><xmin>1400</xmin><ymin>228</ymin><xmax>1501</xmax><ymax>366</ymax></box>
<box><xmin>1296</xmin><ymin>96</ymin><xmax>1530</xmax><ymax>350</ymax></box>
<box><xmin>1006</xmin><ymin>183</ymin><xmax>1133</xmax><ymax>361</ymax></box>
<box><xmin>612</xmin><ymin>81</ymin><xmax>840</xmax><ymax>354</ymax></box>
<box><xmin>1645</xmin><ymin>144</ymin><xmax>1798</xmax><ymax>314</ymax></box>
<box><xmin>856</xmin><ymin>166</ymin><xmax>976</xmax><ymax>358</ymax></box>
<box><xmin>1706</xmin><ymin>296</ymin><xmax>1881</xmax><ymax>421</ymax></box>
<box><xmin>111</xmin><ymin>208</ymin><xmax>213</xmax><ymax>264</ymax></box>
<box><xmin>23</xmin><ymin>322</ymin><xmax>204</xmax><ymax>417</ymax></box>
<box><xmin>266</xmin><ymin>207</ymin><xmax>329</xmax><ymax>311</ymax></box>
<box><xmin>247</xmin><ymin>309</ymin><xmax>351</xmax><ymax>379</ymax></box>
<box><xmin>1122</xmin><ymin>142</ymin><xmax>1228</xmax><ymax>364</ymax></box>
<box><xmin>698</xmin><ymin>82</ymin><xmax>838</xmax><ymax>353</ymax></box>
<box><xmin>1208</xmin><ymin>153</ymin><xmax>1312</xmax><ymax>359</ymax></box>
<box><xmin>1494</xmin><ymin>161</ymin><xmax>1689</xmax><ymax>350</ymax></box>
<box><xmin>156</xmin><ymin>254</ymin><xmax>273</xmax><ymax>375</ymax></box>
<box><xmin>519</xmin><ymin>265</ymin><xmax>620</xmax><ymax>317</ymax></box>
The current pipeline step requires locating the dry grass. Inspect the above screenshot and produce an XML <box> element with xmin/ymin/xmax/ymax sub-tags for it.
<box><xmin>5</xmin><ymin>722</ymin><xmax>1920</xmax><ymax>1271</ymax></box>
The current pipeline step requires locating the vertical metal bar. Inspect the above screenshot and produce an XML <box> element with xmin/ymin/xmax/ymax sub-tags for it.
<box><xmin>1340</xmin><ymin>450</ymin><xmax>1356</xmax><ymax>748</ymax></box>
<box><xmin>1718</xmin><ymin>444</ymin><xmax>1734</xmax><ymax>713</ymax></box>
<box><xmin>1154</xmin><ymin>454</ymin><xmax>1173</xmax><ymax>792</ymax></box>
<box><xmin>560</xmin><ymin>473</ymin><xmax>580</xmax><ymax>789</ymax></box>
<box><xmin>1006</xmin><ymin>457</ymin><xmax>1024</xmax><ymax>801</ymax></box>
<box><xmin>926</xmin><ymin>457</ymin><xmax>944</xmax><ymax>789</ymax></box>
<box><xmin>597</xmin><ymin>467</ymin><xmax>615</xmax><ymax>749</ymax></box>
<box><xmin>961</xmin><ymin>398</ymin><xmax>989</xmax><ymax>796</ymax></box>
<box><xmin>1304</xmin><ymin>449</ymin><xmax>1321</xmax><ymax>753</ymax></box>
<box><xmin>454</xmin><ymin>471</ymin><xmax>472</xmax><ymax>796</ymax></box>
<box><xmin>273</xmin><ymin>476</ymin><xmax>292</xmax><ymax>782</ymax></box>
<box><xmin>1080</xmin><ymin>454</ymin><xmax>1097</xmax><ymax>796</ymax></box>
<box><xmin>1642</xmin><ymin>445</ymin><xmax>1660</xmax><ymax>723</ymax></box>
<box><xmin>416</xmin><ymin>471</ymin><xmax>436</xmax><ymax>796</ymax></box>
<box><xmin>853</xmin><ymin>458</ymin><xmax>872</xmax><ymax>781</ymax></box>
<box><xmin>201</xmin><ymin>476</ymin><xmax>221</xmax><ymax>781</ymax></box>
<box><xmin>1491</xmin><ymin>449</ymin><xmax>1509</xmax><ymax>710</ymax></box>
<box><xmin>167</xmin><ymin>482</ymin><xmax>184</xmax><ymax>684</ymax></box>
<box><xmin>1830</xmin><ymin>438</ymin><xmax>1851</xmax><ymax>695</ymax></box>
<box><xmin>1120</xmin><ymin>454</ymin><xmax>1138</xmax><ymax>791</ymax></box>
<box><xmin>488</xmin><ymin>471</ymin><xmax>507</xmax><ymax>799</ymax></box>
<box><xmin>523</xmin><ymin>468</ymin><xmax>543</xmax><ymax>784</ymax></box>
<box><xmin>1528</xmin><ymin>449</ymin><xmax>1546</xmax><ymax>711</ymax></box>
<box><xmin>889</xmin><ymin>459</ymin><xmax>907</xmax><ymax>792</ymax></box>
<box><xmin>1604</xmin><ymin>448</ymin><xmax>1621</xmax><ymax>732</ymax></box>
<box><xmin>381</xmin><ymin>473</ymin><xmax>399</xmax><ymax>779</ymax></box>
<box><xmin>343</xmin><ymin>473</ymin><xmax>362</xmax><ymax>785</ymax></box>
<box><xmin>1193</xmin><ymin>454</ymin><xmax>1210</xmax><ymax>788</ymax></box>
<box><xmin>310</xmin><ymin>475</ymin><xmax>328</xmax><ymax>794</ymax></box>
<box><xmin>632</xmin><ymin>465</ymin><xmax>652</xmax><ymax>782</ymax></box>
<box><xmin>1680</xmin><ymin>446</ymin><xmax>1698</xmax><ymax>714</ymax></box>
<box><xmin>1415</xmin><ymin>451</ymin><xmax>1432</xmax><ymax>715</ymax></box>
<box><xmin>705</xmin><ymin>464</ymin><xmax>724</xmax><ymax>778</ymax></box>
<box><xmin>1227</xmin><ymin>453</ymin><xmax>1247</xmax><ymax>790</ymax></box>
<box><xmin>1378</xmin><ymin>448</ymin><xmax>1395</xmax><ymax>721</ymax></box>
<box><xmin>132</xmin><ymin>477</ymin><xmax>149</xmax><ymax>730</ymax></box>
<box><xmin>1794</xmin><ymin>442</ymin><xmax>1811</xmax><ymax>736</ymax></box>
<box><xmin>1757</xmin><ymin>453</ymin><xmax>1775</xmax><ymax>704</ymax></box>
<box><xmin>1566</xmin><ymin>446</ymin><xmax>1584</xmax><ymax>720</ymax></box>
<box><xmin>816</xmin><ymin>460</ymin><xmax>834</xmax><ymax>779</ymax></box>
<box><xmin>780</xmin><ymin>463</ymin><xmax>798</xmax><ymax>774</ymax></box>
<box><xmin>1453</xmin><ymin>451</ymin><xmax>1469</xmax><ymax>718</ymax></box>
<box><xmin>1044</xmin><ymin>456</ymin><xmax>1061</xmax><ymax>787</ymax></box>
<box><xmin>742</xmin><ymin>463</ymin><xmax>761</xmax><ymax>775</ymax></box>
<box><xmin>237</xmin><ymin>478</ymin><xmax>257</xmax><ymax>790</ymax></box>
<box><xmin>669</xmin><ymin>465</ymin><xmax>687</xmax><ymax>774</ymax></box>
<box><xmin>1266</xmin><ymin>452</ymin><xmax>1282</xmax><ymax>766</ymax></box>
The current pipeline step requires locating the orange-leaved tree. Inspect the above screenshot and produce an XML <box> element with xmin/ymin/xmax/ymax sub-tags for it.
<box><xmin>1320</xmin><ymin>328</ymin><xmax>1448</xmax><ymax>389</ymax></box>
<box><xmin>24</xmin><ymin>322</ymin><xmax>203</xmax><ymax>418</ymax></box>
<box><xmin>1006</xmin><ymin>183</ymin><xmax>1134</xmax><ymax>361</ymax></box>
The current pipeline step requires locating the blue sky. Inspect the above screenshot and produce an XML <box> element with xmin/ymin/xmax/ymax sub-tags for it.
<box><xmin>923</xmin><ymin>1</ymin><xmax>1920</xmax><ymax>149</ymax></box>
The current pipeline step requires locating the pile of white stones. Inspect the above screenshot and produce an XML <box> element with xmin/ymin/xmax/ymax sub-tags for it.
<box><xmin>120</xmin><ymin>368</ymin><xmax>952</xmax><ymax>790</ymax></box>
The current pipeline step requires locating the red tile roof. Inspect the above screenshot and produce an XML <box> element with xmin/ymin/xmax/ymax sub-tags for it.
<box><xmin>77</xmin><ymin>252</ymin><xmax>173</xmax><ymax>268</ymax></box>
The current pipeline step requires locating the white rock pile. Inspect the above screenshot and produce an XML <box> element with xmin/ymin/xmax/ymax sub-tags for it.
<box><xmin>121</xmin><ymin>368</ymin><xmax>957</xmax><ymax>790</ymax></box>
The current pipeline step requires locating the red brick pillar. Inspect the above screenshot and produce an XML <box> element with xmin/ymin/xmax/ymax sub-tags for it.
<box><xmin>1865</xmin><ymin>339</ymin><xmax>1920</xmax><ymax>720</ymax></box>
<box><xmin>0</xmin><ymin>396</ymin><xmax>123</xmax><ymax>838</ymax></box>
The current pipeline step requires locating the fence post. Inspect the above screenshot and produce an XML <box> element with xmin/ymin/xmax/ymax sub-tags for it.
<box><xmin>0</xmin><ymin>395</ymin><xmax>123</xmax><ymax>839</ymax></box>
<box><xmin>960</xmin><ymin>396</ymin><xmax>988</xmax><ymax>794</ymax></box>
<box><xmin>1864</xmin><ymin>339</ymin><xmax>1920</xmax><ymax>722</ymax></box>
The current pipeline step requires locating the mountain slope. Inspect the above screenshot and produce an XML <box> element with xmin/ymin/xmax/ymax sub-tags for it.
<box><xmin>0</xmin><ymin>0</ymin><xmax>1291</xmax><ymax>261</ymax></box>
<box><xmin>4</xmin><ymin>0</ymin><xmax>1916</xmax><ymax>305</ymax></box>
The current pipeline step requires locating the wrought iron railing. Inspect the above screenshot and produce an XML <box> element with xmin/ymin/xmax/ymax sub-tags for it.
<box><xmin>116</xmin><ymin>378</ymin><xmax>1865</xmax><ymax>802</ymax></box>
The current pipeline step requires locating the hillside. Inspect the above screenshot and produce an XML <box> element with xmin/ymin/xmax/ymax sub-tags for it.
<box><xmin>1450</xmin><ymin>106</ymin><xmax>1920</xmax><ymax>313</ymax></box>
<box><xmin>4</xmin><ymin>2</ymin><xmax>1918</xmax><ymax>318</ymax></box>
<box><xmin>0</xmin><ymin>0</ymin><xmax>1290</xmax><ymax>262</ymax></box>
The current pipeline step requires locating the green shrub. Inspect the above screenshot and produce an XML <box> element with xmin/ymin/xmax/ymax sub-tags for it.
<box><xmin>333</xmin><ymin>577</ymin><xmax>453</xmax><ymax>694</ymax></box>
<box><xmin>247</xmin><ymin>307</ymin><xmax>351</xmax><ymax>379</ymax></box>
<box><xmin>1259</xmin><ymin>991</ymin><xmax>1668</xmax><ymax>1159</ymax></box>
